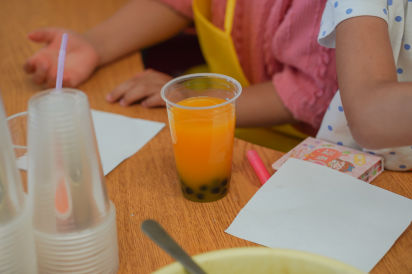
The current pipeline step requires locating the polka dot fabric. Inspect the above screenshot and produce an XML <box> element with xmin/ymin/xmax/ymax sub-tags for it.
<box><xmin>316</xmin><ymin>0</ymin><xmax>412</xmax><ymax>171</ymax></box>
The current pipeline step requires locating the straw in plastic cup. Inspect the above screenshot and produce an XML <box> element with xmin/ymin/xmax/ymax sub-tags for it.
<box><xmin>161</xmin><ymin>73</ymin><xmax>242</xmax><ymax>202</ymax></box>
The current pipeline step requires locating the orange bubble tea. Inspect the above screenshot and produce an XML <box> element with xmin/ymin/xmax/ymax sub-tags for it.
<box><xmin>169</xmin><ymin>96</ymin><xmax>235</xmax><ymax>202</ymax></box>
<box><xmin>161</xmin><ymin>73</ymin><xmax>242</xmax><ymax>202</ymax></box>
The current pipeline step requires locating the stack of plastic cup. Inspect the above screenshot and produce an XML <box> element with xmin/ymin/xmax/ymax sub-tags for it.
<box><xmin>27</xmin><ymin>88</ymin><xmax>118</xmax><ymax>273</ymax></box>
<box><xmin>0</xmin><ymin>95</ymin><xmax>37</xmax><ymax>273</ymax></box>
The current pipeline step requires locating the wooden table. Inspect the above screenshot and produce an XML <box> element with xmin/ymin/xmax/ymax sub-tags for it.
<box><xmin>1</xmin><ymin>0</ymin><xmax>411</xmax><ymax>273</ymax></box>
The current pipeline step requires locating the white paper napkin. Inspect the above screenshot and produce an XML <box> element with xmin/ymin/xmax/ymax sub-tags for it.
<box><xmin>16</xmin><ymin>110</ymin><xmax>165</xmax><ymax>175</ymax></box>
<box><xmin>226</xmin><ymin>158</ymin><xmax>412</xmax><ymax>272</ymax></box>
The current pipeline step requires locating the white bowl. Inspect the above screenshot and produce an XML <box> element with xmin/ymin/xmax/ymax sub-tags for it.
<box><xmin>154</xmin><ymin>247</ymin><xmax>365</xmax><ymax>274</ymax></box>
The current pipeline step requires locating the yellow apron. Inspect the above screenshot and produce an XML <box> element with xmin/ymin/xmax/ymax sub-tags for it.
<box><xmin>192</xmin><ymin>0</ymin><xmax>306</xmax><ymax>151</ymax></box>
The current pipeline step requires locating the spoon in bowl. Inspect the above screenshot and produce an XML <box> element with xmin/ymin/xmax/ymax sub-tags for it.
<box><xmin>141</xmin><ymin>219</ymin><xmax>207</xmax><ymax>274</ymax></box>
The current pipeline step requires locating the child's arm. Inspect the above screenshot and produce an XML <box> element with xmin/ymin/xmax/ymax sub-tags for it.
<box><xmin>24</xmin><ymin>0</ymin><xmax>190</xmax><ymax>87</ymax></box>
<box><xmin>336</xmin><ymin>16</ymin><xmax>412</xmax><ymax>149</ymax></box>
<box><xmin>235</xmin><ymin>81</ymin><xmax>296</xmax><ymax>127</ymax></box>
<box><xmin>85</xmin><ymin>0</ymin><xmax>191</xmax><ymax>66</ymax></box>
<box><xmin>104</xmin><ymin>72</ymin><xmax>299</xmax><ymax>128</ymax></box>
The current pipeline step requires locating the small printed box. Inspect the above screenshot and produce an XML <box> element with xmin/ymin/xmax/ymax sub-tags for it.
<box><xmin>272</xmin><ymin>137</ymin><xmax>384</xmax><ymax>183</ymax></box>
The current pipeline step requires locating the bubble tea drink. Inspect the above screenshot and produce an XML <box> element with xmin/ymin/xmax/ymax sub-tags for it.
<box><xmin>161</xmin><ymin>74</ymin><xmax>241</xmax><ymax>202</ymax></box>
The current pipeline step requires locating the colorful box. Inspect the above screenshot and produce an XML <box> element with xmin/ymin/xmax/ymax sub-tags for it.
<box><xmin>272</xmin><ymin>137</ymin><xmax>384</xmax><ymax>183</ymax></box>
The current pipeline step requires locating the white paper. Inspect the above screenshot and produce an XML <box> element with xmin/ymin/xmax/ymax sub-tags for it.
<box><xmin>17</xmin><ymin>110</ymin><xmax>165</xmax><ymax>175</ymax></box>
<box><xmin>226</xmin><ymin>158</ymin><xmax>412</xmax><ymax>272</ymax></box>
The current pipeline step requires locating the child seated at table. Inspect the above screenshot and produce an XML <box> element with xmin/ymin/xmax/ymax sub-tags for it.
<box><xmin>315</xmin><ymin>0</ymin><xmax>412</xmax><ymax>171</ymax></box>
<box><xmin>23</xmin><ymin>0</ymin><xmax>337</xmax><ymax>152</ymax></box>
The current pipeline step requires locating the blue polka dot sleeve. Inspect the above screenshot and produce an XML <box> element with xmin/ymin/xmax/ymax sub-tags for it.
<box><xmin>318</xmin><ymin>0</ymin><xmax>388</xmax><ymax>48</ymax></box>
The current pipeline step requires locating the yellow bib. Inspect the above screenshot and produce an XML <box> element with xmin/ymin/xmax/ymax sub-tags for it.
<box><xmin>192</xmin><ymin>0</ymin><xmax>306</xmax><ymax>151</ymax></box>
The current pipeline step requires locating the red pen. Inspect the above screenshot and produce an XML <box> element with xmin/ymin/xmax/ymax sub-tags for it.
<box><xmin>246</xmin><ymin>150</ymin><xmax>271</xmax><ymax>185</ymax></box>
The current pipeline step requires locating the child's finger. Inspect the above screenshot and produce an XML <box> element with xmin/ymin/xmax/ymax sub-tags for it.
<box><xmin>32</xmin><ymin>61</ymin><xmax>49</xmax><ymax>85</ymax></box>
<box><xmin>106</xmin><ymin>81</ymin><xmax>133</xmax><ymax>102</ymax></box>
<box><xmin>23</xmin><ymin>59</ymin><xmax>36</xmax><ymax>74</ymax></box>
<box><xmin>119</xmin><ymin>86</ymin><xmax>148</xmax><ymax>106</ymax></box>
<box><xmin>119</xmin><ymin>91</ymin><xmax>140</xmax><ymax>106</ymax></box>
<box><xmin>28</xmin><ymin>28</ymin><xmax>57</xmax><ymax>43</ymax></box>
<box><xmin>62</xmin><ymin>75</ymin><xmax>75</xmax><ymax>87</ymax></box>
<box><xmin>46</xmin><ymin>71</ymin><xmax>57</xmax><ymax>88</ymax></box>
<box><xmin>141</xmin><ymin>95</ymin><xmax>165</xmax><ymax>108</ymax></box>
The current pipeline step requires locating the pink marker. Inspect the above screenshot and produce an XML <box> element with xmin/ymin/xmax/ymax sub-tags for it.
<box><xmin>246</xmin><ymin>150</ymin><xmax>271</xmax><ymax>185</ymax></box>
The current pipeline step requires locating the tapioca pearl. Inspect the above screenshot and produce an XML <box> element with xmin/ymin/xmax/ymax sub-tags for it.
<box><xmin>199</xmin><ymin>185</ymin><xmax>208</xmax><ymax>191</ymax></box>
<box><xmin>185</xmin><ymin>187</ymin><xmax>194</xmax><ymax>194</ymax></box>
<box><xmin>211</xmin><ymin>187</ymin><xmax>220</xmax><ymax>194</ymax></box>
<box><xmin>221</xmin><ymin>179</ymin><xmax>228</xmax><ymax>187</ymax></box>
<box><xmin>196</xmin><ymin>193</ymin><xmax>205</xmax><ymax>200</ymax></box>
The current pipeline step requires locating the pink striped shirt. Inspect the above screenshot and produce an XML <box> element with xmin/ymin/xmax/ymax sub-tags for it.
<box><xmin>159</xmin><ymin>0</ymin><xmax>337</xmax><ymax>130</ymax></box>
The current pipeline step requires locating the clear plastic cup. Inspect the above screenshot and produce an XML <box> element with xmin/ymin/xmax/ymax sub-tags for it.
<box><xmin>0</xmin><ymin>94</ymin><xmax>37</xmax><ymax>273</ymax></box>
<box><xmin>161</xmin><ymin>73</ymin><xmax>242</xmax><ymax>202</ymax></box>
<box><xmin>6</xmin><ymin>111</ymin><xmax>29</xmax><ymax>194</ymax></box>
<box><xmin>34</xmin><ymin>202</ymin><xmax>118</xmax><ymax>274</ymax></box>
<box><xmin>6</xmin><ymin>111</ymin><xmax>28</xmax><ymax>159</ymax></box>
<box><xmin>27</xmin><ymin>88</ymin><xmax>118</xmax><ymax>273</ymax></box>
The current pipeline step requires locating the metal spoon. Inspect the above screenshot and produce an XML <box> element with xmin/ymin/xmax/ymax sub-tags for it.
<box><xmin>141</xmin><ymin>219</ymin><xmax>207</xmax><ymax>274</ymax></box>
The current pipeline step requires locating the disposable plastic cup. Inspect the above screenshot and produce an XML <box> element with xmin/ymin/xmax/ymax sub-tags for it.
<box><xmin>38</xmin><ymin>246</ymin><xmax>118</xmax><ymax>274</ymax></box>
<box><xmin>37</xmin><ymin>239</ymin><xmax>116</xmax><ymax>264</ymax></box>
<box><xmin>36</xmin><ymin>205</ymin><xmax>115</xmax><ymax>242</ymax></box>
<box><xmin>7</xmin><ymin>111</ymin><xmax>28</xmax><ymax>159</ymax></box>
<box><xmin>0</xmin><ymin>204</ymin><xmax>37</xmax><ymax>273</ymax></box>
<box><xmin>39</xmin><ymin>244</ymin><xmax>117</xmax><ymax>268</ymax></box>
<box><xmin>26</xmin><ymin>88</ymin><xmax>118</xmax><ymax>273</ymax></box>
<box><xmin>35</xmin><ymin>203</ymin><xmax>116</xmax><ymax>262</ymax></box>
<box><xmin>38</xmin><ymin>236</ymin><xmax>115</xmax><ymax>258</ymax></box>
<box><xmin>35</xmin><ymin>204</ymin><xmax>116</xmax><ymax>250</ymax></box>
<box><xmin>6</xmin><ymin>111</ymin><xmax>30</xmax><ymax>193</ymax></box>
<box><xmin>37</xmin><ymin>236</ymin><xmax>108</xmax><ymax>252</ymax></box>
<box><xmin>161</xmin><ymin>73</ymin><xmax>242</xmax><ymax>202</ymax></box>
<box><xmin>41</xmin><ymin>251</ymin><xmax>118</xmax><ymax>270</ymax></box>
<box><xmin>41</xmin><ymin>259</ymin><xmax>115</xmax><ymax>274</ymax></box>
<box><xmin>0</xmin><ymin>94</ymin><xmax>37</xmax><ymax>273</ymax></box>
<box><xmin>36</xmin><ymin>215</ymin><xmax>115</xmax><ymax>246</ymax></box>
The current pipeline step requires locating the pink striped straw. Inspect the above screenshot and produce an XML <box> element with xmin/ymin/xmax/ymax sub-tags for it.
<box><xmin>55</xmin><ymin>33</ymin><xmax>68</xmax><ymax>91</ymax></box>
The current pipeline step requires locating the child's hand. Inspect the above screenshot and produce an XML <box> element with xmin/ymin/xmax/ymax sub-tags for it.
<box><xmin>24</xmin><ymin>28</ymin><xmax>100</xmax><ymax>87</ymax></box>
<box><xmin>106</xmin><ymin>69</ymin><xmax>172</xmax><ymax>107</ymax></box>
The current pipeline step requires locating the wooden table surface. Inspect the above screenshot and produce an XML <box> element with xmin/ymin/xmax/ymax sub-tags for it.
<box><xmin>1</xmin><ymin>0</ymin><xmax>411</xmax><ymax>273</ymax></box>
